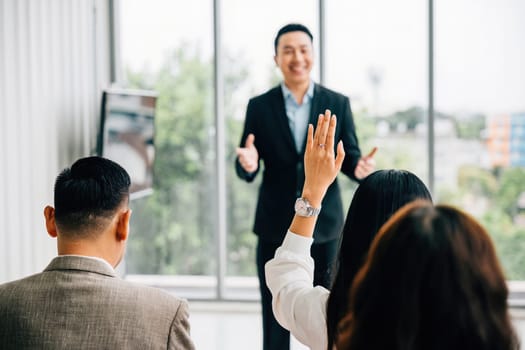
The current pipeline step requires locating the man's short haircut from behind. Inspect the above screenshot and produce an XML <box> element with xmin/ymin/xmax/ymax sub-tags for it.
<box><xmin>274</xmin><ymin>23</ymin><xmax>313</xmax><ymax>54</ymax></box>
<box><xmin>53</xmin><ymin>156</ymin><xmax>131</xmax><ymax>237</ymax></box>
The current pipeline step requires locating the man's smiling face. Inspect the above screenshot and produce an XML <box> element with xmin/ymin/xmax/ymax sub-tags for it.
<box><xmin>274</xmin><ymin>31</ymin><xmax>314</xmax><ymax>88</ymax></box>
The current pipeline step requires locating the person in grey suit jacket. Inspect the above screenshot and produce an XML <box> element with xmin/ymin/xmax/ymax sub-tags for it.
<box><xmin>235</xmin><ymin>23</ymin><xmax>376</xmax><ymax>350</ymax></box>
<box><xmin>0</xmin><ymin>156</ymin><xmax>195</xmax><ymax>350</ymax></box>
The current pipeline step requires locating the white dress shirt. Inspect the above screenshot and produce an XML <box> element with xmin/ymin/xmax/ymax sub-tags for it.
<box><xmin>265</xmin><ymin>230</ymin><xmax>330</xmax><ymax>350</ymax></box>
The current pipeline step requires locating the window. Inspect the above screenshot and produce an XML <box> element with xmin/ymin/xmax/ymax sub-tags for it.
<box><xmin>116</xmin><ymin>0</ymin><xmax>525</xmax><ymax>301</ymax></box>
<box><xmin>222</xmin><ymin>0</ymin><xmax>317</xmax><ymax>298</ymax></box>
<box><xmin>435</xmin><ymin>0</ymin><xmax>525</xmax><ymax>279</ymax></box>
<box><xmin>119</xmin><ymin>0</ymin><xmax>217</xmax><ymax>297</ymax></box>
<box><xmin>325</xmin><ymin>0</ymin><xmax>428</xmax><ymax>202</ymax></box>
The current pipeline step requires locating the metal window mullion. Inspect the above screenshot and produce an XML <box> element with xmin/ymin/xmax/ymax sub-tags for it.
<box><xmin>428</xmin><ymin>0</ymin><xmax>435</xmax><ymax>194</ymax></box>
<box><xmin>318</xmin><ymin>0</ymin><xmax>325</xmax><ymax>85</ymax></box>
<box><xmin>213</xmin><ymin>0</ymin><xmax>227</xmax><ymax>301</ymax></box>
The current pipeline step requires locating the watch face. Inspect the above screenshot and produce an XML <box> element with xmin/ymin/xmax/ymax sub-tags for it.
<box><xmin>295</xmin><ymin>197</ymin><xmax>321</xmax><ymax>217</ymax></box>
<box><xmin>295</xmin><ymin>199</ymin><xmax>308</xmax><ymax>215</ymax></box>
<box><xmin>295</xmin><ymin>198</ymin><xmax>310</xmax><ymax>216</ymax></box>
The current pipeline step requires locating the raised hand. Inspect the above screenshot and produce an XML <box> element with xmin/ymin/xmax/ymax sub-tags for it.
<box><xmin>236</xmin><ymin>133</ymin><xmax>259</xmax><ymax>173</ymax></box>
<box><xmin>302</xmin><ymin>110</ymin><xmax>345</xmax><ymax>207</ymax></box>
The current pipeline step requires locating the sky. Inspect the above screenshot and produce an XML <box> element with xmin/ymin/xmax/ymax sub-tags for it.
<box><xmin>119</xmin><ymin>0</ymin><xmax>525</xmax><ymax>116</ymax></box>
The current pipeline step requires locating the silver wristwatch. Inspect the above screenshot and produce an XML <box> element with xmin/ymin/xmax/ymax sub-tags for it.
<box><xmin>294</xmin><ymin>197</ymin><xmax>321</xmax><ymax>217</ymax></box>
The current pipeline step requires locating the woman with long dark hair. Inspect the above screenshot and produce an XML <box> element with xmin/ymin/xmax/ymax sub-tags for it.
<box><xmin>336</xmin><ymin>200</ymin><xmax>519</xmax><ymax>350</ymax></box>
<box><xmin>325</xmin><ymin>168</ymin><xmax>432</xmax><ymax>349</ymax></box>
<box><xmin>265</xmin><ymin>111</ymin><xmax>431</xmax><ymax>350</ymax></box>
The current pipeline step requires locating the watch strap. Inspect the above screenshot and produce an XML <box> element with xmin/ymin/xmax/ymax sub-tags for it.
<box><xmin>295</xmin><ymin>197</ymin><xmax>321</xmax><ymax>217</ymax></box>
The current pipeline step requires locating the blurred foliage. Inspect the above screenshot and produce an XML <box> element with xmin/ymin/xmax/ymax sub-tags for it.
<box><xmin>125</xmin><ymin>45</ymin><xmax>216</xmax><ymax>275</ymax></box>
<box><xmin>381</xmin><ymin>106</ymin><xmax>424</xmax><ymax>131</ymax></box>
<box><xmin>457</xmin><ymin>165</ymin><xmax>499</xmax><ymax>198</ymax></box>
<box><xmin>454</xmin><ymin>113</ymin><xmax>486</xmax><ymax>139</ymax></box>
<box><xmin>439</xmin><ymin>165</ymin><xmax>525</xmax><ymax>279</ymax></box>
<box><xmin>124</xmin><ymin>44</ymin><xmax>525</xmax><ymax>280</ymax></box>
<box><xmin>125</xmin><ymin>45</ymin><xmax>261</xmax><ymax>276</ymax></box>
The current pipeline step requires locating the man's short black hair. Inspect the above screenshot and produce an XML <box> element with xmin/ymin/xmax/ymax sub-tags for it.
<box><xmin>54</xmin><ymin>156</ymin><xmax>131</xmax><ymax>235</ymax></box>
<box><xmin>274</xmin><ymin>23</ymin><xmax>313</xmax><ymax>54</ymax></box>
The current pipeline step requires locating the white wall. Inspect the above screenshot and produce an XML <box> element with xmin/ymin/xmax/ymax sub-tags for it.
<box><xmin>0</xmin><ymin>0</ymin><xmax>113</xmax><ymax>283</ymax></box>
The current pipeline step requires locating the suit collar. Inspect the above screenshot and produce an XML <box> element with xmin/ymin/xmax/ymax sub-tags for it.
<box><xmin>44</xmin><ymin>255</ymin><xmax>117</xmax><ymax>278</ymax></box>
<box><xmin>270</xmin><ymin>87</ymin><xmax>297</xmax><ymax>153</ymax></box>
<box><xmin>280</xmin><ymin>80</ymin><xmax>315</xmax><ymax>103</ymax></box>
<box><xmin>309</xmin><ymin>83</ymin><xmax>324</xmax><ymax>125</ymax></box>
<box><xmin>271</xmin><ymin>82</ymin><xmax>324</xmax><ymax>155</ymax></box>
<box><xmin>304</xmin><ymin>83</ymin><xmax>323</xmax><ymax>152</ymax></box>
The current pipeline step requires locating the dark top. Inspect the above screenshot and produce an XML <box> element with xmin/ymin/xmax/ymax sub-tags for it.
<box><xmin>236</xmin><ymin>83</ymin><xmax>361</xmax><ymax>243</ymax></box>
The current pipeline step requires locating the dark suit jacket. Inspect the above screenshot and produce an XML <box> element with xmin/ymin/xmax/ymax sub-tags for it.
<box><xmin>236</xmin><ymin>83</ymin><xmax>362</xmax><ymax>244</ymax></box>
<box><xmin>0</xmin><ymin>256</ymin><xmax>195</xmax><ymax>350</ymax></box>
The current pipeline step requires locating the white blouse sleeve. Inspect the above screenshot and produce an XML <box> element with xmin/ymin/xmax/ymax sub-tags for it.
<box><xmin>264</xmin><ymin>230</ymin><xmax>330</xmax><ymax>350</ymax></box>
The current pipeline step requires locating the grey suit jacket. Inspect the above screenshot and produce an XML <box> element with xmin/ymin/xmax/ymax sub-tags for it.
<box><xmin>0</xmin><ymin>256</ymin><xmax>195</xmax><ymax>350</ymax></box>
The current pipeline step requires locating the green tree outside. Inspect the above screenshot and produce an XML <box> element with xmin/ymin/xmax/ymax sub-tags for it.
<box><xmin>123</xmin><ymin>46</ymin><xmax>525</xmax><ymax>281</ymax></box>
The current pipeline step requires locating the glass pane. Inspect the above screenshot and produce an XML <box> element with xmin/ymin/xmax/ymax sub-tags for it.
<box><xmin>222</xmin><ymin>0</ymin><xmax>318</xmax><ymax>297</ymax></box>
<box><xmin>119</xmin><ymin>0</ymin><xmax>217</xmax><ymax>296</ymax></box>
<box><xmin>325</xmin><ymin>0</ymin><xmax>428</xmax><ymax>203</ymax></box>
<box><xmin>435</xmin><ymin>0</ymin><xmax>525</xmax><ymax>280</ymax></box>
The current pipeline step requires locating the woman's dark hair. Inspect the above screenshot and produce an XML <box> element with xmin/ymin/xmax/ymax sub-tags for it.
<box><xmin>326</xmin><ymin>169</ymin><xmax>432</xmax><ymax>349</ymax></box>
<box><xmin>336</xmin><ymin>200</ymin><xmax>519</xmax><ymax>350</ymax></box>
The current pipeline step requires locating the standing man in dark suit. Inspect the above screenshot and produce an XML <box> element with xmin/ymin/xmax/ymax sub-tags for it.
<box><xmin>235</xmin><ymin>23</ymin><xmax>375</xmax><ymax>350</ymax></box>
<box><xmin>0</xmin><ymin>157</ymin><xmax>195</xmax><ymax>350</ymax></box>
